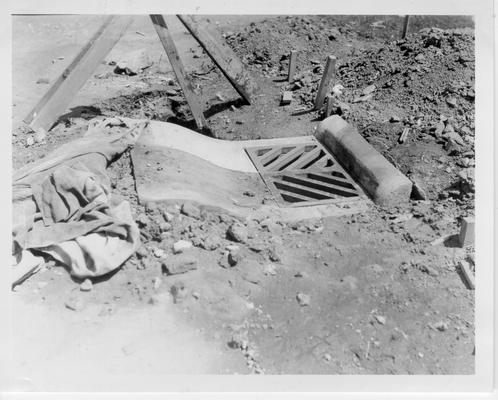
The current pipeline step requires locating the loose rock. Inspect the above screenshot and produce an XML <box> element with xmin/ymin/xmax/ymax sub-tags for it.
<box><xmin>65</xmin><ymin>296</ymin><xmax>85</xmax><ymax>311</ymax></box>
<box><xmin>181</xmin><ymin>202</ymin><xmax>201</xmax><ymax>219</ymax></box>
<box><xmin>227</xmin><ymin>222</ymin><xmax>248</xmax><ymax>243</ymax></box>
<box><xmin>170</xmin><ymin>281</ymin><xmax>188</xmax><ymax>303</ymax></box>
<box><xmin>296</xmin><ymin>293</ymin><xmax>311</xmax><ymax>306</ymax></box>
<box><xmin>79</xmin><ymin>278</ymin><xmax>93</xmax><ymax>292</ymax></box>
<box><xmin>173</xmin><ymin>240</ymin><xmax>193</xmax><ymax>254</ymax></box>
<box><xmin>162</xmin><ymin>255</ymin><xmax>198</xmax><ymax>275</ymax></box>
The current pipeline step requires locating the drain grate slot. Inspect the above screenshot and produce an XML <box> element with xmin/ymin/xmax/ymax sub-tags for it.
<box><xmin>245</xmin><ymin>137</ymin><xmax>366</xmax><ymax>207</ymax></box>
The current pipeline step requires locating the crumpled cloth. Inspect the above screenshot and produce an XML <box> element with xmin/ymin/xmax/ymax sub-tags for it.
<box><xmin>12</xmin><ymin>117</ymin><xmax>147</xmax><ymax>278</ymax></box>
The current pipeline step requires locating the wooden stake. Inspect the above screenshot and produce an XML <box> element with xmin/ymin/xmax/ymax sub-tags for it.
<box><xmin>398</xmin><ymin>127</ymin><xmax>410</xmax><ymax>143</ymax></box>
<box><xmin>459</xmin><ymin>260</ymin><xmax>475</xmax><ymax>290</ymax></box>
<box><xmin>288</xmin><ymin>50</ymin><xmax>297</xmax><ymax>82</ymax></box>
<box><xmin>177</xmin><ymin>15</ymin><xmax>256</xmax><ymax>104</ymax></box>
<box><xmin>314</xmin><ymin>55</ymin><xmax>336</xmax><ymax>110</ymax></box>
<box><xmin>24</xmin><ymin>16</ymin><xmax>133</xmax><ymax>131</ymax></box>
<box><xmin>325</xmin><ymin>94</ymin><xmax>334</xmax><ymax>117</ymax></box>
<box><xmin>151</xmin><ymin>15</ymin><xmax>207</xmax><ymax>130</ymax></box>
<box><xmin>401</xmin><ymin>15</ymin><xmax>411</xmax><ymax>39</ymax></box>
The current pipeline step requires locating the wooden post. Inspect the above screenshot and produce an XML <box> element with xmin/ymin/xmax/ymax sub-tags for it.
<box><xmin>401</xmin><ymin>15</ymin><xmax>411</xmax><ymax>39</ymax></box>
<box><xmin>151</xmin><ymin>14</ymin><xmax>207</xmax><ymax>130</ymax></box>
<box><xmin>314</xmin><ymin>55</ymin><xmax>336</xmax><ymax>110</ymax></box>
<box><xmin>24</xmin><ymin>16</ymin><xmax>133</xmax><ymax>131</ymax></box>
<box><xmin>177</xmin><ymin>14</ymin><xmax>256</xmax><ymax>104</ymax></box>
<box><xmin>288</xmin><ymin>50</ymin><xmax>297</xmax><ymax>82</ymax></box>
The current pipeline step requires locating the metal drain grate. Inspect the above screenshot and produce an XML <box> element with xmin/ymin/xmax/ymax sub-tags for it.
<box><xmin>245</xmin><ymin>138</ymin><xmax>365</xmax><ymax>207</ymax></box>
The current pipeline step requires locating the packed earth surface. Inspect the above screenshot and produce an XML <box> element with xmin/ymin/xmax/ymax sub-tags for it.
<box><xmin>11</xmin><ymin>15</ymin><xmax>475</xmax><ymax>389</ymax></box>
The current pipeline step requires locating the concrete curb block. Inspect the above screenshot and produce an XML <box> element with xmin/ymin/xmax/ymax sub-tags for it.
<box><xmin>315</xmin><ymin>116</ymin><xmax>412</xmax><ymax>207</ymax></box>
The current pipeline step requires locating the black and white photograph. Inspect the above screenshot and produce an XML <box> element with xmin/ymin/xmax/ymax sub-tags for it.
<box><xmin>4</xmin><ymin>0</ymin><xmax>495</xmax><ymax>397</ymax></box>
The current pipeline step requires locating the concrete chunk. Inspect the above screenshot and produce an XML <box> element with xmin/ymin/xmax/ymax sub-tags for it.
<box><xmin>281</xmin><ymin>91</ymin><xmax>293</xmax><ymax>105</ymax></box>
<box><xmin>315</xmin><ymin>116</ymin><xmax>412</xmax><ymax>207</ymax></box>
<box><xmin>459</xmin><ymin>217</ymin><xmax>475</xmax><ymax>247</ymax></box>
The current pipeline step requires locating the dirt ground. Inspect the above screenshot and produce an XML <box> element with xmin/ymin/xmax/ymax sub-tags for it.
<box><xmin>10</xmin><ymin>14</ymin><xmax>475</xmax><ymax>389</ymax></box>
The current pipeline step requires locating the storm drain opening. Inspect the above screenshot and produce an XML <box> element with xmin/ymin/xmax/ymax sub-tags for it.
<box><xmin>245</xmin><ymin>138</ymin><xmax>366</xmax><ymax>207</ymax></box>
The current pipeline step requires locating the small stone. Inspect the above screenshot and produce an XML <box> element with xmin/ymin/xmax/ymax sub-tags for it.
<box><xmin>263</xmin><ymin>264</ymin><xmax>277</xmax><ymax>276</ymax></box>
<box><xmin>323</xmin><ymin>353</ymin><xmax>332</xmax><ymax>362</ymax></box>
<box><xmin>296</xmin><ymin>293</ymin><xmax>310</xmax><ymax>307</ymax></box>
<box><xmin>152</xmin><ymin>277</ymin><xmax>162</xmax><ymax>291</ymax></box>
<box><xmin>328</xmin><ymin>28</ymin><xmax>341</xmax><ymax>40</ymax></box>
<box><xmin>446</xmin><ymin>97</ymin><xmax>457</xmax><ymax>107</ymax></box>
<box><xmin>444</xmin><ymin>139</ymin><xmax>462</xmax><ymax>156</ymax></box>
<box><xmin>420</xmin><ymin>264</ymin><xmax>439</xmax><ymax>277</ymax></box>
<box><xmin>226</xmin><ymin>223</ymin><xmax>248</xmax><ymax>243</ymax></box>
<box><xmin>135</xmin><ymin>213</ymin><xmax>148</xmax><ymax>228</ymax></box>
<box><xmin>136</xmin><ymin>246</ymin><xmax>148</xmax><ymax>259</ymax></box>
<box><xmin>173</xmin><ymin>240</ymin><xmax>193</xmax><ymax>254</ymax></box>
<box><xmin>267</xmin><ymin>246</ymin><xmax>282</xmax><ymax>262</ymax></box>
<box><xmin>229</xmin><ymin>331</ymin><xmax>249</xmax><ymax>349</ymax></box>
<box><xmin>434</xmin><ymin>321</ymin><xmax>449</xmax><ymax>331</ymax></box>
<box><xmin>159</xmin><ymin>222</ymin><xmax>172</xmax><ymax>232</ymax></box>
<box><xmin>445</xmin><ymin>130</ymin><xmax>464</xmax><ymax>146</ymax></box>
<box><xmin>362</xmin><ymin>84</ymin><xmax>376</xmax><ymax>96</ymax></box>
<box><xmin>170</xmin><ymin>281</ymin><xmax>188</xmax><ymax>303</ymax></box>
<box><xmin>352</xmin><ymin>94</ymin><xmax>373</xmax><ymax>103</ymax></box>
<box><xmin>226</xmin><ymin>244</ymin><xmax>240</xmax><ymax>252</ymax></box>
<box><xmin>192</xmin><ymin>291</ymin><xmax>200</xmax><ymax>299</ymax></box>
<box><xmin>79</xmin><ymin>278</ymin><xmax>93</xmax><ymax>292</ymax></box>
<box><xmin>294</xmin><ymin>270</ymin><xmax>307</xmax><ymax>278</ymax></box>
<box><xmin>414</xmin><ymin>53</ymin><xmax>426</xmax><ymax>62</ymax></box>
<box><xmin>390</xmin><ymin>115</ymin><xmax>401</xmax><ymax>123</ymax></box>
<box><xmin>163</xmin><ymin>211</ymin><xmax>174</xmax><ymax>222</ymax></box>
<box><xmin>26</xmin><ymin>137</ymin><xmax>35</xmax><ymax>146</ymax></box>
<box><xmin>200</xmin><ymin>234</ymin><xmax>221</xmax><ymax>251</ymax></box>
<box><xmin>153</xmin><ymin>248</ymin><xmax>165</xmax><ymax>258</ymax></box>
<box><xmin>243</xmin><ymin>190</ymin><xmax>255</xmax><ymax>197</ymax></box>
<box><xmin>181</xmin><ymin>203</ymin><xmax>201</xmax><ymax>219</ymax></box>
<box><xmin>228</xmin><ymin>250</ymin><xmax>241</xmax><ymax>267</ymax></box>
<box><xmin>375</xmin><ymin>315</ymin><xmax>386</xmax><ymax>325</ymax></box>
<box><xmin>162</xmin><ymin>254</ymin><xmax>197</xmax><ymax>275</ymax></box>
<box><xmin>434</xmin><ymin>121</ymin><xmax>445</xmax><ymax>137</ymax></box>
<box><xmin>65</xmin><ymin>296</ymin><xmax>85</xmax><ymax>311</ymax></box>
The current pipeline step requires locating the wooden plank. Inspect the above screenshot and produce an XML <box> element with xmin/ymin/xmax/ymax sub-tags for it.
<box><xmin>151</xmin><ymin>14</ymin><xmax>207</xmax><ymax>131</ymax></box>
<box><xmin>24</xmin><ymin>16</ymin><xmax>114</xmax><ymax>126</ymax></box>
<box><xmin>401</xmin><ymin>15</ymin><xmax>411</xmax><ymax>39</ymax></box>
<box><xmin>177</xmin><ymin>14</ymin><xmax>256</xmax><ymax>104</ymax></box>
<box><xmin>288</xmin><ymin>50</ymin><xmax>297</xmax><ymax>82</ymax></box>
<box><xmin>26</xmin><ymin>16</ymin><xmax>133</xmax><ymax>132</ymax></box>
<box><xmin>11</xmin><ymin>252</ymin><xmax>44</xmax><ymax>289</ymax></box>
<box><xmin>314</xmin><ymin>55</ymin><xmax>336</xmax><ymax>110</ymax></box>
